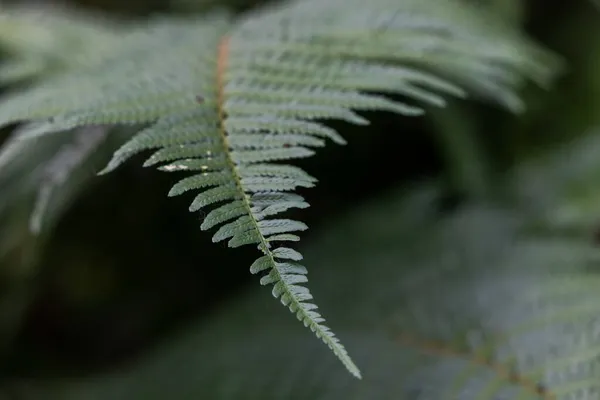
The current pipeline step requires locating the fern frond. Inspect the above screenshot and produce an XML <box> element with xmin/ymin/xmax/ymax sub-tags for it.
<box><xmin>0</xmin><ymin>0</ymin><xmax>560</xmax><ymax>376</ymax></box>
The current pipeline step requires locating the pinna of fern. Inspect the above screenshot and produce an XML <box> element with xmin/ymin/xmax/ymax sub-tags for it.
<box><xmin>0</xmin><ymin>0</ymin><xmax>561</xmax><ymax>377</ymax></box>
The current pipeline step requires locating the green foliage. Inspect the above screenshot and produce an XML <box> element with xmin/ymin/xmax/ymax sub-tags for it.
<box><xmin>0</xmin><ymin>4</ymin><xmax>135</xmax><ymax>243</ymax></box>
<box><xmin>0</xmin><ymin>0</ymin><xmax>563</xmax><ymax>379</ymax></box>
<box><xmin>8</xmin><ymin>136</ymin><xmax>600</xmax><ymax>398</ymax></box>
<box><xmin>512</xmin><ymin>131</ymin><xmax>600</xmax><ymax>232</ymax></box>
<box><xmin>0</xmin><ymin>5</ymin><xmax>122</xmax><ymax>84</ymax></box>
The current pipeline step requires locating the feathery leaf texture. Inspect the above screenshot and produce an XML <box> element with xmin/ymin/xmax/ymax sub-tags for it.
<box><xmin>0</xmin><ymin>0</ymin><xmax>560</xmax><ymax>376</ymax></box>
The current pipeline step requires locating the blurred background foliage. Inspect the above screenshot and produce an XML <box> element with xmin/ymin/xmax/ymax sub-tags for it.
<box><xmin>2</xmin><ymin>0</ymin><xmax>600</xmax><ymax>398</ymax></box>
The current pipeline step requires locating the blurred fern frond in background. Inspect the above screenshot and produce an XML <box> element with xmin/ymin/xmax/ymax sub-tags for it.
<box><xmin>1</xmin><ymin>0</ymin><xmax>600</xmax><ymax>398</ymax></box>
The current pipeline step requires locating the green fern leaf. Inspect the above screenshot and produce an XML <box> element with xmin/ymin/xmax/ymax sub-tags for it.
<box><xmin>0</xmin><ymin>0</ymin><xmax>561</xmax><ymax>377</ymax></box>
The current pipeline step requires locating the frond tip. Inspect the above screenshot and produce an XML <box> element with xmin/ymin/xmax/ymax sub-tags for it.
<box><xmin>250</xmin><ymin>254</ymin><xmax>362</xmax><ymax>379</ymax></box>
<box><xmin>215</xmin><ymin>35</ymin><xmax>360</xmax><ymax>378</ymax></box>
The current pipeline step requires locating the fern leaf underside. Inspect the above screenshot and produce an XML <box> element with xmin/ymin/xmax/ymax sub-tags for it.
<box><xmin>0</xmin><ymin>0</ymin><xmax>560</xmax><ymax>376</ymax></box>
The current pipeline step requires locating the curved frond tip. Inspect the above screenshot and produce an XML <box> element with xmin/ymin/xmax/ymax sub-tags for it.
<box><xmin>217</xmin><ymin>35</ymin><xmax>361</xmax><ymax>378</ymax></box>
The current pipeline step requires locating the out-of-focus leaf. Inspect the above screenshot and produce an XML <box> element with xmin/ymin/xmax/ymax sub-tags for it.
<box><xmin>0</xmin><ymin>4</ymin><xmax>123</xmax><ymax>85</ymax></box>
<box><xmin>467</xmin><ymin>0</ymin><xmax>526</xmax><ymax>25</ymax></box>
<box><xmin>0</xmin><ymin>128</ymin><xmax>129</xmax><ymax>242</ymax></box>
<box><xmin>511</xmin><ymin>129</ymin><xmax>600</xmax><ymax>233</ymax></box>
